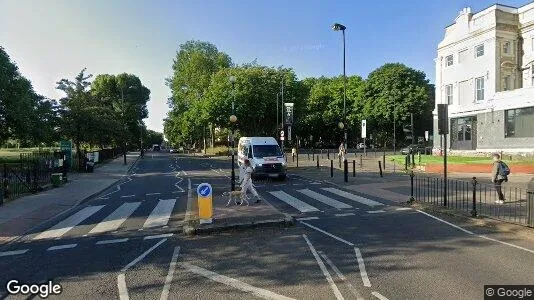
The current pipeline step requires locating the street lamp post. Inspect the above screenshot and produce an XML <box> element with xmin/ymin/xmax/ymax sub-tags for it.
<box><xmin>121</xmin><ymin>87</ymin><xmax>127</xmax><ymax>165</ymax></box>
<box><xmin>332</xmin><ymin>23</ymin><xmax>347</xmax><ymax>152</ymax></box>
<box><xmin>229</xmin><ymin>75</ymin><xmax>237</xmax><ymax>191</ymax></box>
<box><xmin>333</xmin><ymin>22</ymin><xmax>348</xmax><ymax>182</ymax></box>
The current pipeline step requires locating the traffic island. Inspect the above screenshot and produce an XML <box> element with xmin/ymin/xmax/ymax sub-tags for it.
<box><xmin>183</xmin><ymin>191</ymin><xmax>294</xmax><ymax>235</ymax></box>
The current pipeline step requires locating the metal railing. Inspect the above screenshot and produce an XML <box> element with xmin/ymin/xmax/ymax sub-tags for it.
<box><xmin>412</xmin><ymin>173</ymin><xmax>534</xmax><ymax>227</ymax></box>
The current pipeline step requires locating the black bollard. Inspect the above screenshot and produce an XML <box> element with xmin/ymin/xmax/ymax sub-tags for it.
<box><xmin>471</xmin><ymin>177</ymin><xmax>478</xmax><ymax>217</ymax></box>
<box><xmin>344</xmin><ymin>159</ymin><xmax>348</xmax><ymax>182</ymax></box>
<box><xmin>308</xmin><ymin>153</ymin><xmax>310</xmax><ymax>160</ymax></box>
<box><xmin>330</xmin><ymin>160</ymin><xmax>333</xmax><ymax>178</ymax></box>
<box><xmin>327</xmin><ymin>150</ymin><xmax>330</xmax><ymax>160</ymax></box>
<box><xmin>352</xmin><ymin>160</ymin><xmax>356</xmax><ymax>177</ymax></box>
<box><xmin>316</xmin><ymin>157</ymin><xmax>319</xmax><ymax>169</ymax></box>
<box><xmin>297</xmin><ymin>151</ymin><xmax>299</xmax><ymax>167</ymax></box>
<box><xmin>313</xmin><ymin>149</ymin><xmax>315</xmax><ymax>161</ymax></box>
<box><xmin>383</xmin><ymin>154</ymin><xmax>386</xmax><ymax>170</ymax></box>
<box><xmin>378</xmin><ymin>161</ymin><xmax>383</xmax><ymax>177</ymax></box>
<box><xmin>360</xmin><ymin>155</ymin><xmax>363</xmax><ymax>168</ymax></box>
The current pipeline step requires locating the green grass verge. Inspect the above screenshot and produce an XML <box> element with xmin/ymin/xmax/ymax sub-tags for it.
<box><xmin>386</xmin><ymin>155</ymin><xmax>534</xmax><ymax>166</ymax></box>
<box><xmin>205</xmin><ymin>146</ymin><xmax>230</xmax><ymax>156</ymax></box>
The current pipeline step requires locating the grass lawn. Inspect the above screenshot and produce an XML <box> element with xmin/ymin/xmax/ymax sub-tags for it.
<box><xmin>205</xmin><ymin>146</ymin><xmax>230</xmax><ymax>156</ymax></box>
<box><xmin>386</xmin><ymin>155</ymin><xmax>534</xmax><ymax>166</ymax></box>
<box><xmin>0</xmin><ymin>147</ymin><xmax>59</xmax><ymax>163</ymax></box>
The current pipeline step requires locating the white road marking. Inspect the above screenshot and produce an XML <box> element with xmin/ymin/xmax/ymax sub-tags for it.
<box><xmin>478</xmin><ymin>235</ymin><xmax>534</xmax><ymax>254</ymax></box>
<box><xmin>367</xmin><ymin>210</ymin><xmax>386</xmax><ymax>214</ymax></box>
<box><xmin>47</xmin><ymin>244</ymin><xmax>77</xmax><ymax>251</ymax></box>
<box><xmin>335</xmin><ymin>213</ymin><xmax>355</xmax><ymax>217</ymax></box>
<box><xmin>34</xmin><ymin>205</ymin><xmax>105</xmax><ymax>240</ymax></box>
<box><xmin>96</xmin><ymin>238</ymin><xmax>129</xmax><ymax>245</ymax></box>
<box><xmin>297</xmin><ymin>189</ymin><xmax>352</xmax><ymax>209</ymax></box>
<box><xmin>269</xmin><ymin>191</ymin><xmax>320</xmax><ymax>213</ymax></box>
<box><xmin>121</xmin><ymin>239</ymin><xmax>167</xmax><ymax>272</ymax></box>
<box><xmin>89</xmin><ymin>202</ymin><xmax>141</xmax><ymax>234</ymax></box>
<box><xmin>372</xmin><ymin>291</ymin><xmax>389</xmax><ymax>300</ymax></box>
<box><xmin>319</xmin><ymin>251</ymin><xmax>364</xmax><ymax>300</ymax></box>
<box><xmin>146</xmin><ymin>192</ymin><xmax>162</xmax><ymax>196</ymax></box>
<box><xmin>296</xmin><ymin>217</ymin><xmax>319</xmax><ymax>221</ymax></box>
<box><xmin>322</xmin><ymin>188</ymin><xmax>384</xmax><ymax>207</ymax></box>
<box><xmin>395</xmin><ymin>207</ymin><xmax>412</xmax><ymax>211</ymax></box>
<box><xmin>416</xmin><ymin>210</ymin><xmax>474</xmax><ymax>235</ymax></box>
<box><xmin>99</xmin><ymin>197</ymin><xmax>110</xmax><ymax>200</ymax></box>
<box><xmin>302</xmin><ymin>235</ymin><xmax>344</xmax><ymax>300</ymax></box>
<box><xmin>174</xmin><ymin>182</ymin><xmax>185</xmax><ymax>192</ymax></box>
<box><xmin>180</xmin><ymin>262</ymin><xmax>295</xmax><ymax>300</ymax></box>
<box><xmin>160</xmin><ymin>246</ymin><xmax>181</xmax><ymax>300</ymax></box>
<box><xmin>354</xmin><ymin>247</ymin><xmax>371</xmax><ymax>287</ymax></box>
<box><xmin>318</xmin><ymin>251</ymin><xmax>345</xmax><ymax>280</ymax></box>
<box><xmin>0</xmin><ymin>249</ymin><xmax>28</xmax><ymax>257</ymax></box>
<box><xmin>117</xmin><ymin>273</ymin><xmax>129</xmax><ymax>300</ymax></box>
<box><xmin>143</xmin><ymin>199</ymin><xmax>176</xmax><ymax>228</ymax></box>
<box><xmin>300</xmin><ymin>221</ymin><xmax>354</xmax><ymax>246</ymax></box>
<box><xmin>181</xmin><ymin>170</ymin><xmax>188</xmax><ymax>176</ymax></box>
<box><xmin>144</xmin><ymin>233</ymin><xmax>174</xmax><ymax>240</ymax></box>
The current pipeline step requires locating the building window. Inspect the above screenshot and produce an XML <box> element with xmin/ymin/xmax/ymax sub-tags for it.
<box><xmin>475</xmin><ymin>77</ymin><xmax>484</xmax><ymax>101</ymax></box>
<box><xmin>503</xmin><ymin>41</ymin><xmax>510</xmax><ymax>54</ymax></box>
<box><xmin>504</xmin><ymin>75</ymin><xmax>511</xmax><ymax>91</ymax></box>
<box><xmin>459</xmin><ymin>49</ymin><xmax>469</xmax><ymax>63</ymax></box>
<box><xmin>445</xmin><ymin>55</ymin><xmax>453</xmax><ymax>67</ymax></box>
<box><xmin>455</xmin><ymin>117</ymin><xmax>473</xmax><ymax>142</ymax></box>
<box><xmin>475</xmin><ymin>44</ymin><xmax>484</xmax><ymax>57</ymax></box>
<box><xmin>445</xmin><ymin>84</ymin><xmax>453</xmax><ymax>104</ymax></box>
<box><xmin>505</xmin><ymin>106</ymin><xmax>534</xmax><ymax>138</ymax></box>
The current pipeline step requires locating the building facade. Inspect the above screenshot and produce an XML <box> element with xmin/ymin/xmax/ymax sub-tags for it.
<box><xmin>434</xmin><ymin>3</ymin><xmax>534</xmax><ymax>155</ymax></box>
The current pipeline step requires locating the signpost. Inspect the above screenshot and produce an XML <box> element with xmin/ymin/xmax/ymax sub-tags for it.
<box><xmin>60</xmin><ymin>140</ymin><xmax>72</xmax><ymax>166</ymax></box>
<box><xmin>197</xmin><ymin>183</ymin><xmax>213</xmax><ymax>224</ymax></box>
<box><xmin>361</xmin><ymin>120</ymin><xmax>367</xmax><ymax>156</ymax></box>
<box><xmin>280</xmin><ymin>130</ymin><xmax>285</xmax><ymax>141</ymax></box>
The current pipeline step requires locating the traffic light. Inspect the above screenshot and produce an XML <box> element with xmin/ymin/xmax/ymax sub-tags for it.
<box><xmin>437</xmin><ymin>104</ymin><xmax>448</xmax><ymax>135</ymax></box>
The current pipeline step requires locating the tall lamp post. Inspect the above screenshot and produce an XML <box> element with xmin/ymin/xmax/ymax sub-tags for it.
<box><xmin>121</xmin><ymin>87</ymin><xmax>127</xmax><ymax>165</ymax></box>
<box><xmin>332</xmin><ymin>23</ymin><xmax>347</xmax><ymax>151</ymax></box>
<box><xmin>229</xmin><ymin>75</ymin><xmax>237</xmax><ymax>191</ymax></box>
<box><xmin>333</xmin><ymin>22</ymin><xmax>348</xmax><ymax>182</ymax></box>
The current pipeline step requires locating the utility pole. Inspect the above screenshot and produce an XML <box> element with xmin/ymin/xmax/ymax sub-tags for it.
<box><xmin>276</xmin><ymin>93</ymin><xmax>279</xmax><ymax>139</ymax></box>
<box><xmin>121</xmin><ymin>87</ymin><xmax>127</xmax><ymax>165</ymax></box>
<box><xmin>281</xmin><ymin>80</ymin><xmax>284</xmax><ymax>151</ymax></box>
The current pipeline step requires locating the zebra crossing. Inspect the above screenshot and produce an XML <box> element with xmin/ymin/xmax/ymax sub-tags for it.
<box><xmin>265</xmin><ymin>187</ymin><xmax>385</xmax><ymax>214</ymax></box>
<box><xmin>31</xmin><ymin>198</ymin><xmax>181</xmax><ymax>241</ymax></box>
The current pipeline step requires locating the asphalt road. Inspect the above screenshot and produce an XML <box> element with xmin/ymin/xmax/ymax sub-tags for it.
<box><xmin>1</xmin><ymin>152</ymin><xmax>533</xmax><ymax>300</ymax></box>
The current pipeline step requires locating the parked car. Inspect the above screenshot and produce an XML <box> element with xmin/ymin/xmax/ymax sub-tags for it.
<box><xmin>356</xmin><ymin>143</ymin><xmax>365</xmax><ymax>150</ymax></box>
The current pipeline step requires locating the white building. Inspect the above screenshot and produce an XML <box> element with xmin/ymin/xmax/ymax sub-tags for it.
<box><xmin>434</xmin><ymin>3</ymin><xmax>534</xmax><ymax>155</ymax></box>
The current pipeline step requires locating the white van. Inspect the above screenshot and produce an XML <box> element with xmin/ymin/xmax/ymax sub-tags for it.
<box><xmin>237</xmin><ymin>137</ymin><xmax>287</xmax><ymax>180</ymax></box>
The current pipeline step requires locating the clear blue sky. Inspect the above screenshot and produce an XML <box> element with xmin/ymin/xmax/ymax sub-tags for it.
<box><xmin>1</xmin><ymin>0</ymin><xmax>531</xmax><ymax>132</ymax></box>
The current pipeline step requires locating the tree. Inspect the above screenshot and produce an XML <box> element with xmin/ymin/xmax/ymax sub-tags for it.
<box><xmin>165</xmin><ymin>40</ymin><xmax>232</xmax><ymax>148</ymax></box>
<box><xmin>361</xmin><ymin>63</ymin><xmax>433</xmax><ymax>147</ymax></box>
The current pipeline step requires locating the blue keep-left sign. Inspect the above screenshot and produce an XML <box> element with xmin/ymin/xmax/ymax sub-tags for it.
<box><xmin>197</xmin><ymin>183</ymin><xmax>212</xmax><ymax>197</ymax></box>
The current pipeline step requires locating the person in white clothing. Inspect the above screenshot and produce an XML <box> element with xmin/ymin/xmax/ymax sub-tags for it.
<box><xmin>240</xmin><ymin>159</ymin><xmax>260</xmax><ymax>203</ymax></box>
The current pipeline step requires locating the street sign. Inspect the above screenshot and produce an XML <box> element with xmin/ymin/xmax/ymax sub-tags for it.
<box><xmin>418</xmin><ymin>137</ymin><xmax>424</xmax><ymax>143</ymax></box>
<box><xmin>361</xmin><ymin>120</ymin><xmax>367</xmax><ymax>138</ymax></box>
<box><xmin>288</xmin><ymin>126</ymin><xmax>292</xmax><ymax>141</ymax></box>
<box><xmin>425</xmin><ymin>130</ymin><xmax>429</xmax><ymax>141</ymax></box>
<box><xmin>280</xmin><ymin>130</ymin><xmax>284</xmax><ymax>137</ymax></box>
<box><xmin>280</xmin><ymin>136</ymin><xmax>285</xmax><ymax>141</ymax></box>
<box><xmin>197</xmin><ymin>183</ymin><xmax>213</xmax><ymax>224</ymax></box>
<box><xmin>284</xmin><ymin>103</ymin><xmax>294</xmax><ymax>125</ymax></box>
<box><xmin>60</xmin><ymin>140</ymin><xmax>72</xmax><ymax>167</ymax></box>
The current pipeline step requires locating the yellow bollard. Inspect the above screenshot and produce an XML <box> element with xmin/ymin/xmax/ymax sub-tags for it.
<box><xmin>197</xmin><ymin>183</ymin><xmax>213</xmax><ymax>224</ymax></box>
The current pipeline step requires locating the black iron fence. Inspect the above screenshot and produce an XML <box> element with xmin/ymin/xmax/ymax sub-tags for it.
<box><xmin>411</xmin><ymin>173</ymin><xmax>534</xmax><ymax>227</ymax></box>
<box><xmin>1</xmin><ymin>151</ymin><xmax>65</xmax><ymax>204</ymax></box>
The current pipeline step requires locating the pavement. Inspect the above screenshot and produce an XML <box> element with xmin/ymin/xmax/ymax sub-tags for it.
<box><xmin>0</xmin><ymin>153</ymin><xmax>140</xmax><ymax>246</ymax></box>
<box><xmin>0</xmin><ymin>152</ymin><xmax>533</xmax><ymax>299</ymax></box>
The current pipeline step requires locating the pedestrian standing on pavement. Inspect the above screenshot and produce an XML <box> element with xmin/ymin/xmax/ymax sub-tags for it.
<box><xmin>241</xmin><ymin>159</ymin><xmax>261</xmax><ymax>203</ymax></box>
<box><xmin>338</xmin><ymin>142</ymin><xmax>346</xmax><ymax>161</ymax></box>
<box><xmin>491</xmin><ymin>153</ymin><xmax>509</xmax><ymax>204</ymax></box>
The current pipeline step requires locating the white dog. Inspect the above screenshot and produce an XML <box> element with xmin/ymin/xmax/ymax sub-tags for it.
<box><xmin>222</xmin><ymin>189</ymin><xmax>250</xmax><ymax>206</ymax></box>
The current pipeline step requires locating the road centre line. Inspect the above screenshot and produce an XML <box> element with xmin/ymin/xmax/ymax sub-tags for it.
<box><xmin>395</xmin><ymin>207</ymin><xmax>412</xmax><ymax>211</ymax></box>
<box><xmin>354</xmin><ymin>247</ymin><xmax>371</xmax><ymax>287</ymax></box>
<box><xmin>146</xmin><ymin>192</ymin><xmax>161</xmax><ymax>196</ymax></box>
<box><xmin>121</xmin><ymin>239</ymin><xmax>167</xmax><ymax>272</ymax></box>
<box><xmin>303</xmin><ymin>235</ymin><xmax>344</xmax><ymax>300</ymax></box>
<box><xmin>160</xmin><ymin>246</ymin><xmax>181</xmax><ymax>300</ymax></box>
<box><xmin>0</xmin><ymin>249</ymin><xmax>29</xmax><ymax>257</ymax></box>
<box><xmin>117</xmin><ymin>274</ymin><xmax>129</xmax><ymax>300</ymax></box>
<box><xmin>180</xmin><ymin>262</ymin><xmax>295</xmax><ymax>300</ymax></box>
<box><xmin>367</xmin><ymin>210</ymin><xmax>385</xmax><ymax>214</ymax></box>
<box><xmin>47</xmin><ymin>244</ymin><xmax>77</xmax><ymax>251</ymax></box>
<box><xmin>96</xmin><ymin>238</ymin><xmax>129</xmax><ymax>245</ymax></box>
<box><xmin>335</xmin><ymin>213</ymin><xmax>355</xmax><ymax>217</ymax></box>
<box><xmin>300</xmin><ymin>221</ymin><xmax>354</xmax><ymax>246</ymax></box>
<box><xmin>319</xmin><ymin>251</ymin><xmax>363</xmax><ymax>300</ymax></box>
<box><xmin>372</xmin><ymin>291</ymin><xmax>389</xmax><ymax>300</ymax></box>
<box><xmin>296</xmin><ymin>217</ymin><xmax>319</xmax><ymax>221</ymax></box>
<box><xmin>144</xmin><ymin>233</ymin><xmax>174</xmax><ymax>240</ymax></box>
